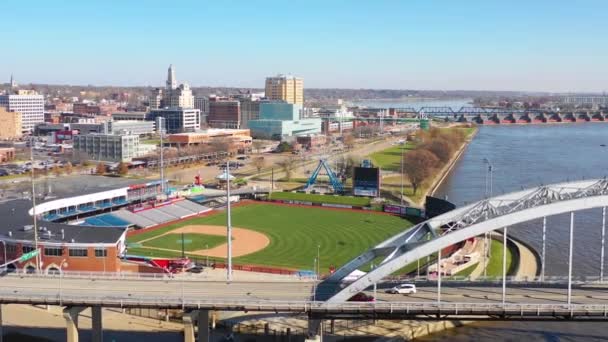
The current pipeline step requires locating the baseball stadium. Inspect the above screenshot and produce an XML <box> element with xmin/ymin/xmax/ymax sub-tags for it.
<box><xmin>0</xmin><ymin>178</ymin><xmax>414</xmax><ymax>275</ymax></box>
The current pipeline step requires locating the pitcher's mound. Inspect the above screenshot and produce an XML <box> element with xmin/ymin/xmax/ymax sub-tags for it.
<box><xmin>157</xmin><ymin>225</ymin><xmax>270</xmax><ymax>258</ymax></box>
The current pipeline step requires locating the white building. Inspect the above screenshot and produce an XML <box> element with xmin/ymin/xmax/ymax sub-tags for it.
<box><xmin>151</xmin><ymin>65</ymin><xmax>194</xmax><ymax>109</ymax></box>
<box><xmin>0</xmin><ymin>90</ymin><xmax>44</xmax><ymax>133</ymax></box>
<box><xmin>73</xmin><ymin>133</ymin><xmax>140</xmax><ymax>162</ymax></box>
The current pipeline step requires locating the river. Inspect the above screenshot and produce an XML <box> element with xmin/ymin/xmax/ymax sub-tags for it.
<box><xmin>423</xmin><ymin>123</ymin><xmax>608</xmax><ymax>341</ymax></box>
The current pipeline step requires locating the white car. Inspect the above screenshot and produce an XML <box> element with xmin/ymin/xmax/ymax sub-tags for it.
<box><xmin>386</xmin><ymin>284</ymin><xmax>417</xmax><ymax>294</ymax></box>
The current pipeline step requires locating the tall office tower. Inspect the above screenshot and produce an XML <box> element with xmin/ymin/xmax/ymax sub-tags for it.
<box><xmin>0</xmin><ymin>89</ymin><xmax>44</xmax><ymax>133</ymax></box>
<box><xmin>166</xmin><ymin>64</ymin><xmax>177</xmax><ymax>90</ymax></box>
<box><xmin>265</xmin><ymin>74</ymin><xmax>303</xmax><ymax>105</ymax></box>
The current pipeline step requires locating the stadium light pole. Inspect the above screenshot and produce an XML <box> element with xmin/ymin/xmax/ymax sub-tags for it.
<box><xmin>30</xmin><ymin>136</ymin><xmax>40</xmax><ymax>272</ymax></box>
<box><xmin>400</xmin><ymin>148</ymin><xmax>404</xmax><ymax>205</ymax></box>
<box><xmin>158</xmin><ymin>117</ymin><xmax>166</xmax><ymax>193</ymax></box>
<box><xmin>226</xmin><ymin>161</ymin><xmax>233</xmax><ymax>282</ymax></box>
<box><xmin>567</xmin><ymin>212</ymin><xmax>574</xmax><ymax>306</ymax></box>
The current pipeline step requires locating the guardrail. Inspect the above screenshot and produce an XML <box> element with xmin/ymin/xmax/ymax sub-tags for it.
<box><xmin>2</xmin><ymin>269</ymin><xmax>318</xmax><ymax>282</ymax></box>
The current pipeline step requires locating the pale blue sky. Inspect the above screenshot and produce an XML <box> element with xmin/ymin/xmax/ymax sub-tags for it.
<box><xmin>2</xmin><ymin>1</ymin><xmax>607</xmax><ymax>92</ymax></box>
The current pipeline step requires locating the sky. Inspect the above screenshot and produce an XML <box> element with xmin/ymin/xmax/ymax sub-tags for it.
<box><xmin>2</xmin><ymin>0</ymin><xmax>607</xmax><ymax>92</ymax></box>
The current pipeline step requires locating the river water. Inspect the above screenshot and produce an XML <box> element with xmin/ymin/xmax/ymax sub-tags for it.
<box><xmin>423</xmin><ymin>123</ymin><xmax>608</xmax><ymax>341</ymax></box>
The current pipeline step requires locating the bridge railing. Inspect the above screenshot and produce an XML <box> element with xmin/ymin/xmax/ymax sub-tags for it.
<box><xmin>1</xmin><ymin>269</ymin><xmax>318</xmax><ymax>282</ymax></box>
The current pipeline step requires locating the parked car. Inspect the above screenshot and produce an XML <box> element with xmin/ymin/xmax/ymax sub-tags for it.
<box><xmin>347</xmin><ymin>292</ymin><xmax>375</xmax><ymax>302</ymax></box>
<box><xmin>386</xmin><ymin>283</ymin><xmax>417</xmax><ymax>295</ymax></box>
<box><xmin>0</xmin><ymin>169</ymin><xmax>9</xmax><ymax>177</ymax></box>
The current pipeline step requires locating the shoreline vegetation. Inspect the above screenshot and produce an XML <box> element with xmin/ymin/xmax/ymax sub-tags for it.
<box><xmin>372</xmin><ymin>125</ymin><xmax>477</xmax><ymax>206</ymax></box>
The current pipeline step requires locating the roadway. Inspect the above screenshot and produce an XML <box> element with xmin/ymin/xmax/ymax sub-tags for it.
<box><xmin>2</xmin><ymin>274</ymin><xmax>608</xmax><ymax>310</ymax></box>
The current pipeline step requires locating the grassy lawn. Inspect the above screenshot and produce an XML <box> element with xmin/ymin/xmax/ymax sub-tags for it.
<box><xmin>453</xmin><ymin>262</ymin><xmax>478</xmax><ymax>277</ymax></box>
<box><xmin>485</xmin><ymin>239</ymin><xmax>513</xmax><ymax>277</ymax></box>
<box><xmin>269</xmin><ymin>191</ymin><xmax>372</xmax><ymax>207</ymax></box>
<box><xmin>142</xmin><ymin>233</ymin><xmax>227</xmax><ymax>252</ymax></box>
<box><xmin>127</xmin><ymin>203</ymin><xmax>411</xmax><ymax>271</ymax></box>
<box><xmin>369</xmin><ymin>142</ymin><xmax>415</xmax><ymax>171</ymax></box>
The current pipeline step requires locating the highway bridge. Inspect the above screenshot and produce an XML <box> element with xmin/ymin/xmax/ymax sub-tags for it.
<box><xmin>3</xmin><ymin>179</ymin><xmax>608</xmax><ymax>341</ymax></box>
<box><xmin>331</xmin><ymin>106</ymin><xmax>608</xmax><ymax>124</ymax></box>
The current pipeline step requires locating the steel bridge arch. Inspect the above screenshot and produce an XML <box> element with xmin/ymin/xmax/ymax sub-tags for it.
<box><xmin>323</xmin><ymin>179</ymin><xmax>608</xmax><ymax>303</ymax></box>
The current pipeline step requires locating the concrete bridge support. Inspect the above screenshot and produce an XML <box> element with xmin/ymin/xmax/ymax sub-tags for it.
<box><xmin>63</xmin><ymin>306</ymin><xmax>85</xmax><ymax>342</ymax></box>
<box><xmin>62</xmin><ymin>306</ymin><xmax>103</xmax><ymax>342</ymax></box>
<box><xmin>183</xmin><ymin>310</ymin><xmax>210</xmax><ymax>342</ymax></box>
<box><xmin>0</xmin><ymin>304</ymin><xmax>3</xmax><ymax>342</ymax></box>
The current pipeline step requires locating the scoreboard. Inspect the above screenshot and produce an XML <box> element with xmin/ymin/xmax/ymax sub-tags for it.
<box><xmin>353</xmin><ymin>167</ymin><xmax>380</xmax><ymax>197</ymax></box>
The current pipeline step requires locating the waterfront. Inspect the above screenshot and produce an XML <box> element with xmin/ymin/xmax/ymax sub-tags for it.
<box><xmin>425</xmin><ymin>123</ymin><xmax>608</xmax><ymax>341</ymax></box>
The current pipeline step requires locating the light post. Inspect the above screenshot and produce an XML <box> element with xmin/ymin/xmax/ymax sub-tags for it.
<box><xmin>483</xmin><ymin>158</ymin><xmax>493</xmax><ymax>198</ymax></box>
<box><xmin>226</xmin><ymin>161</ymin><xmax>232</xmax><ymax>282</ymax></box>
<box><xmin>317</xmin><ymin>244</ymin><xmax>321</xmax><ymax>277</ymax></box>
<box><xmin>59</xmin><ymin>259</ymin><xmax>68</xmax><ymax>305</ymax></box>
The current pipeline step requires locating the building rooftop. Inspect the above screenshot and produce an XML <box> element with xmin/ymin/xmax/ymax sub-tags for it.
<box><xmin>0</xmin><ymin>199</ymin><xmax>126</xmax><ymax>245</ymax></box>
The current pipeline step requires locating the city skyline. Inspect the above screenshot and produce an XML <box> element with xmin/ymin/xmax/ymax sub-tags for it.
<box><xmin>2</xmin><ymin>1</ymin><xmax>607</xmax><ymax>92</ymax></box>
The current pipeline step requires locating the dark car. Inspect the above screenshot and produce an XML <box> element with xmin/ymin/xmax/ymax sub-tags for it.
<box><xmin>0</xmin><ymin>169</ymin><xmax>9</xmax><ymax>177</ymax></box>
<box><xmin>348</xmin><ymin>292</ymin><xmax>375</xmax><ymax>302</ymax></box>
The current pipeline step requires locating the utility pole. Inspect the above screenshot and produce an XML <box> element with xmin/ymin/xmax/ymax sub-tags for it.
<box><xmin>30</xmin><ymin>136</ymin><xmax>40</xmax><ymax>272</ymax></box>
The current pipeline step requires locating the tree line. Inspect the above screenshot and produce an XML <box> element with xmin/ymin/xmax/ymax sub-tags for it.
<box><xmin>402</xmin><ymin>128</ymin><xmax>467</xmax><ymax>195</ymax></box>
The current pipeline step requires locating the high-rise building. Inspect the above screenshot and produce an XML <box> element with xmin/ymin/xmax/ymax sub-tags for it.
<box><xmin>207</xmin><ymin>99</ymin><xmax>241</xmax><ymax>129</ymax></box>
<box><xmin>265</xmin><ymin>74</ymin><xmax>304</xmax><ymax>105</ymax></box>
<box><xmin>166</xmin><ymin>64</ymin><xmax>177</xmax><ymax>90</ymax></box>
<box><xmin>150</xmin><ymin>65</ymin><xmax>194</xmax><ymax>109</ymax></box>
<box><xmin>0</xmin><ymin>107</ymin><xmax>22</xmax><ymax>139</ymax></box>
<box><xmin>0</xmin><ymin>89</ymin><xmax>44</xmax><ymax>133</ymax></box>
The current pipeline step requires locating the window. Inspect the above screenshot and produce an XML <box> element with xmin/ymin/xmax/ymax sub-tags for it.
<box><xmin>22</xmin><ymin>245</ymin><xmax>35</xmax><ymax>254</ymax></box>
<box><xmin>68</xmin><ymin>248</ymin><xmax>88</xmax><ymax>257</ymax></box>
<box><xmin>44</xmin><ymin>247</ymin><xmax>63</xmax><ymax>256</ymax></box>
<box><xmin>94</xmin><ymin>248</ymin><xmax>107</xmax><ymax>257</ymax></box>
<box><xmin>5</xmin><ymin>244</ymin><xmax>17</xmax><ymax>254</ymax></box>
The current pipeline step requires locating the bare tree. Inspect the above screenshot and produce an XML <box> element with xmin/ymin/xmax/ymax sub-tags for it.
<box><xmin>95</xmin><ymin>163</ymin><xmax>107</xmax><ymax>175</ymax></box>
<box><xmin>64</xmin><ymin>162</ymin><xmax>73</xmax><ymax>175</ymax></box>
<box><xmin>420</xmin><ymin>138</ymin><xmax>454</xmax><ymax>164</ymax></box>
<box><xmin>52</xmin><ymin>165</ymin><xmax>62</xmax><ymax>177</ymax></box>
<box><xmin>343</xmin><ymin>134</ymin><xmax>356</xmax><ymax>150</ymax></box>
<box><xmin>118</xmin><ymin>162</ymin><xmax>129</xmax><ymax>175</ymax></box>
<box><xmin>403</xmin><ymin>149</ymin><xmax>439</xmax><ymax>195</ymax></box>
<box><xmin>252</xmin><ymin>156</ymin><xmax>267</xmax><ymax>174</ymax></box>
<box><xmin>277</xmin><ymin>157</ymin><xmax>296</xmax><ymax>181</ymax></box>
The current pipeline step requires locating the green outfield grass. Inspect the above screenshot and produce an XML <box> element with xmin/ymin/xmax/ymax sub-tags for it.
<box><xmin>142</xmin><ymin>233</ymin><xmax>227</xmax><ymax>252</ymax></box>
<box><xmin>127</xmin><ymin>203</ymin><xmax>411</xmax><ymax>271</ymax></box>
<box><xmin>268</xmin><ymin>191</ymin><xmax>372</xmax><ymax>207</ymax></box>
<box><xmin>485</xmin><ymin>239</ymin><xmax>513</xmax><ymax>276</ymax></box>
<box><xmin>369</xmin><ymin>142</ymin><xmax>415</xmax><ymax>171</ymax></box>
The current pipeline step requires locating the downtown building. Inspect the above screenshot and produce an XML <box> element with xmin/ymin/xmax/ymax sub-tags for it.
<box><xmin>0</xmin><ymin>89</ymin><xmax>44</xmax><ymax>133</ymax></box>
<box><xmin>265</xmin><ymin>74</ymin><xmax>304</xmax><ymax>105</ymax></box>
<box><xmin>147</xmin><ymin>65</ymin><xmax>200</xmax><ymax>133</ymax></box>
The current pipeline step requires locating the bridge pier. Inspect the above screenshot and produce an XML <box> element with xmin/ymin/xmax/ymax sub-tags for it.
<box><xmin>91</xmin><ymin>306</ymin><xmax>103</xmax><ymax>342</ymax></box>
<box><xmin>183</xmin><ymin>310</ymin><xmax>210</xmax><ymax>342</ymax></box>
<box><xmin>62</xmin><ymin>306</ymin><xmax>85</xmax><ymax>342</ymax></box>
<box><xmin>0</xmin><ymin>304</ymin><xmax>3</xmax><ymax>342</ymax></box>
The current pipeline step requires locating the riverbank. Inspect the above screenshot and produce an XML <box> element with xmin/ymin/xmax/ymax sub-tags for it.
<box><xmin>408</xmin><ymin>126</ymin><xmax>478</xmax><ymax>206</ymax></box>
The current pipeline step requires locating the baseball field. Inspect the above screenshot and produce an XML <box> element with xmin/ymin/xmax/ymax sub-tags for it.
<box><xmin>127</xmin><ymin>202</ymin><xmax>412</xmax><ymax>271</ymax></box>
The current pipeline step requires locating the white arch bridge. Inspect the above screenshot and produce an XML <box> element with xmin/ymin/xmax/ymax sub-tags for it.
<box><xmin>320</xmin><ymin>178</ymin><xmax>608</xmax><ymax>303</ymax></box>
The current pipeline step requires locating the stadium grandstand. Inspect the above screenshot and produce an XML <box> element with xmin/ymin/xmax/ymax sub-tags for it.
<box><xmin>0</xmin><ymin>180</ymin><xmax>211</xmax><ymax>274</ymax></box>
